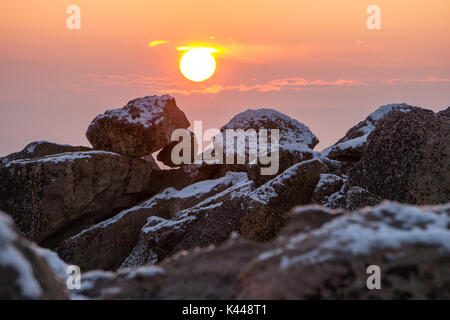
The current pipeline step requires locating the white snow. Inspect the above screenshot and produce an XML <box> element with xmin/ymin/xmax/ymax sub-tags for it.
<box><xmin>321</xmin><ymin>103</ymin><xmax>415</xmax><ymax>155</ymax></box>
<box><xmin>221</xmin><ymin>108</ymin><xmax>318</xmax><ymax>148</ymax></box>
<box><xmin>250</xmin><ymin>159</ymin><xmax>317</xmax><ymax>204</ymax></box>
<box><xmin>120</xmin><ymin>265</ymin><xmax>165</xmax><ymax>279</ymax></box>
<box><xmin>277</xmin><ymin>202</ymin><xmax>450</xmax><ymax>270</ymax></box>
<box><xmin>0</xmin><ymin>214</ymin><xmax>42</xmax><ymax>299</ymax></box>
<box><xmin>3</xmin><ymin>150</ymin><xmax>122</xmax><ymax>168</ymax></box>
<box><xmin>92</xmin><ymin>95</ymin><xmax>174</xmax><ymax>128</ymax></box>
<box><xmin>71</xmin><ymin>172</ymin><xmax>249</xmax><ymax>237</ymax></box>
<box><xmin>31</xmin><ymin>245</ymin><xmax>69</xmax><ymax>281</ymax></box>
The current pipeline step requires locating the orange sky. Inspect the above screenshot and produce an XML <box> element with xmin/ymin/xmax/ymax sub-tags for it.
<box><xmin>1</xmin><ymin>0</ymin><xmax>449</xmax><ymax>154</ymax></box>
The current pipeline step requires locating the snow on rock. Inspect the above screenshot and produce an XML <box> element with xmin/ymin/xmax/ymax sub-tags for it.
<box><xmin>311</xmin><ymin>173</ymin><xmax>346</xmax><ymax>205</ymax></box>
<box><xmin>0</xmin><ymin>141</ymin><xmax>91</xmax><ymax>166</ymax></box>
<box><xmin>321</xmin><ymin>103</ymin><xmax>419</xmax><ymax>161</ymax></box>
<box><xmin>238</xmin><ymin>202</ymin><xmax>450</xmax><ymax>299</ymax></box>
<box><xmin>0</xmin><ymin>211</ymin><xmax>67</xmax><ymax>299</ymax></box>
<box><xmin>122</xmin><ymin>178</ymin><xmax>255</xmax><ymax>267</ymax></box>
<box><xmin>221</xmin><ymin>108</ymin><xmax>319</xmax><ymax>149</ymax></box>
<box><xmin>86</xmin><ymin>95</ymin><xmax>190</xmax><ymax>157</ymax></box>
<box><xmin>58</xmin><ymin>172</ymin><xmax>250</xmax><ymax>271</ymax></box>
<box><xmin>0</xmin><ymin>150</ymin><xmax>155</xmax><ymax>244</ymax></box>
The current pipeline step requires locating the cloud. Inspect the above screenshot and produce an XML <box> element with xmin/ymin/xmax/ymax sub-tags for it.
<box><xmin>85</xmin><ymin>74</ymin><xmax>450</xmax><ymax>95</ymax></box>
<box><xmin>149</xmin><ymin>40</ymin><xmax>169</xmax><ymax>47</ymax></box>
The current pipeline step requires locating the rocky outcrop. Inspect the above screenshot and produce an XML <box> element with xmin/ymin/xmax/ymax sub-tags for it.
<box><xmin>322</xmin><ymin>103</ymin><xmax>420</xmax><ymax>162</ymax></box>
<box><xmin>350</xmin><ymin>107</ymin><xmax>450</xmax><ymax>205</ymax></box>
<box><xmin>58</xmin><ymin>172</ymin><xmax>248</xmax><ymax>271</ymax></box>
<box><xmin>0</xmin><ymin>211</ymin><xmax>68</xmax><ymax>299</ymax></box>
<box><xmin>123</xmin><ymin>159</ymin><xmax>327</xmax><ymax>267</ymax></box>
<box><xmin>73</xmin><ymin>202</ymin><xmax>450</xmax><ymax>300</ymax></box>
<box><xmin>238</xmin><ymin>202</ymin><xmax>450</xmax><ymax>299</ymax></box>
<box><xmin>121</xmin><ymin>178</ymin><xmax>255</xmax><ymax>267</ymax></box>
<box><xmin>0</xmin><ymin>151</ymin><xmax>156</xmax><ymax>245</ymax></box>
<box><xmin>86</xmin><ymin>95</ymin><xmax>190</xmax><ymax>158</ymax></box>
<box><xmin>0</xmin><ymin>141</ymin><xmax>91</xmax><ymax>166</ymax></box>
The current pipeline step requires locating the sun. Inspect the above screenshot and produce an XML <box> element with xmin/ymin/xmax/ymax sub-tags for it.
<box><xmin>180</xmin><ymin>47</ymin><xmax>217</xmax><ymax>82</ymax></box>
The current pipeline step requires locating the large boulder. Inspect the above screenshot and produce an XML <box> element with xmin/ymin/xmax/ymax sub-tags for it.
<box><xmin>0</xmin><ymin>151</ymin><xmax>155</xmax><ymax>245</ymax></box>
<box><xmin>86</xmin><ymin>95</ymin><xmax>190</xmax><ymax>157</ymax></box>
<box><xmin>58</xmin><ymin>172</ymin><xmax>248</xmax><ymax>271</ymax></box>
<box><xmin>238</xmin><ymin>202</ymin><xmax>450</xmax><ymax>299</ymax></box>
<box><xmin>0</xmin><ymin>211</ymin><xmax>68</xmax><ymax>299</ymax></box>
<box><xmin>322</xmin><ymin>103</ymin><xmax>420</xmax><ymax>162</ymax></box>
<box><xmin>0</xmin><ymin>141</ymin><xmax>92</xmax><ymax>166</ymax></box>
<box><xmin>211</xmin><ymin>108</ymin><xmax>319</xmax><ymax>185</ymax></box>
<box><xmin>350</xmin><ymin>107</ymin><xmax>450</xmax><ymax>205</ymax></box>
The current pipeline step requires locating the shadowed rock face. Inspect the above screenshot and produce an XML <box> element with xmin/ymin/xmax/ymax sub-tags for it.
<box><xmin>73</xmin><ymin>203</ymin><xmax>450</xmax><ymax>300</ymax></box>
<box><xmin>238</xmin><ymin>203</ymin><xmax>450</xmax><ymax>299</ymax></box>
<box><xmin>0</xmin><ymin>211</ymin><xmax>68</xmax><ymax>300</ymax></box>
<box><xmin>322</xmin><ymin>103</ymin><xmax>421</xmax><ymax>162</ymax></box>
<box><xmin>0</xmin><ymin>141</ymin><xmax>91</xmax><ymax>166</ymax></box>
<box><xmin>122</xmin><ymin>159</ymin><xmax>327</xmax><ymax>268</ymax></box>
<box><xmin>58</xmin><ymin>172</ymin><xmax>249</xmax><ymax>271</ymax></box>
<box><xmin>86</xmin><ymin>95</ymin><xmax>190</xmax><ymax>158</ymax></box>
<box><xmin>0</xmin><ymin>151</ymin><xmax>155</xmax><ymax>245</ymax></box>
<box><xmin>350</xmin><ymin>108</ymin><xmax>450</xmax><ymax>205</ymax></box>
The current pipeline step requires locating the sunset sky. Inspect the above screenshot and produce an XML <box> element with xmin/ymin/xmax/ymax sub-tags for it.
<box><xmin>1</xmin><ymin>0</ymin><xmax>449</xmax><ymax>155</ymax></box>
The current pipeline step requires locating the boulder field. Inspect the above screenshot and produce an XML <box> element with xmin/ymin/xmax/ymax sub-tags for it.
<box><xmin>0</xmin><ymin>96</ymin><xmax>448</xmax><ymax>299</ymax></box>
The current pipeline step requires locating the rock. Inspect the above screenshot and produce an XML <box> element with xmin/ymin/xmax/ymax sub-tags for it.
<box><xmin>58</xmin><ymin>172</ymin><xmax>249</xmax><ymax>271</ymax></box>
<box><xmin>74</xmin><ymin>237</ymin><xmax>263</xmax><ymax>300</ymax></box>
<box><xmin>213</xmin><ymin>108</ymin><xmax>319</xmax><ymax>185</ymax></box>
<box><xmin>0</xmin><ymin>151</ymin><xmax>155</xmax><ymax>245</ymax></box>
<box><xmin>322</xmin><ymin>103</ymin><xmax>421</xmax><ymax>162</ymax></box>
<box><xmin>0</xmin><ymin>141</ymin><xmax>91</xmax><ymax>166</ymax></box>
<box><xmin>123</xmin><ymin>159</ymin><xmax>327</xmax><ymax>267</ymax></box>
<box><xmin>157</xmin><ymin>130</ymin><xmax>197</xmax><ymax>167</ymax></box>
<box><xmin>311</xmin><ymin>174</ymin><xmax>346</xmax><ymax>205</ymax></box>
<box><xmin>281</xmin><ymin>206</ymin><xmax>344</xmax><ymax>237</ymax></box>
<box><xmin>350</xmin><ymin>107</ymin><xmax>450</xmax><ymax>205</ymax></box>
<box><xmin>122</xmin><ymin>178</ymin><xmax>255</xmax><ymax>267</ymax></box>
<box><xmin>327</xmin><ymin>186</ymin><xmax>381</xmax><ymax>210</ymax></box>
<box><xmin>86</xmin><ymin>95</ymin><xmax>190</xmax><ymax>157</ymax></box>
<box><xmin>0</xmin><ymin>211</ymin><xmax>68</xmax><ymax>299</ymax></box>
<box><xmin>238</xmin><ymin>202</ymin><xmax>450</xmax><ymax>299</ymax></box>
<box><xmin>437</xmin><ymin>106</ymin><xmax>450</xmax><ymax>119</ymax></box>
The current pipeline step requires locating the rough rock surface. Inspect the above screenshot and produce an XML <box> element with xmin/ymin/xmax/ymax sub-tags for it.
<box><xmin>0</xmin><ymin>211</ymin><xmax>68</xmax><ymax>299</ymax></box>
<box><xmin>0</xmin><ymin>151</ymin><xmax>155</xmax><ymax>245</ymax></box>
<box><xmin>311</xmin><ymin>174</ymin><xmax>346</xmax><ymax>205</ymax></box>
<box><xmin>123</xmin><ymin>159</ymin><xmax>327</xmax><ymax>267</ymax></box>
<box><xmin>350</xmin><ymin>107</ymin><xmax>450</xmax><ymax>205</ymax></box>
<box><xmin>58</xmin><ymin>172</ymin><xmax>248</xmax><ymax>271</ymax></box>
<box><xmin>326</xmin><ymin>186</ymin><xmax>381</xmax><ymax>210</ymax></box>
<box><xmin>74</xmin><ymin>202</ymin><xmax>450</xmax><ymax>300</ymax></box>
<box><xmin>322</xmin><ymin>103</ymin><xmax>420</xmax><ymax>162</ymax></box>
<box><xmin>86</xmin><ymin>95</ymin><xmax>190</xmax><ymax>157</ymax></box>
<box><xmin>157</xmin><ymin>130</ymin><xmax>197</xmax><ymax>168</ymax></box>
<box><xmin>212</xmin><ymin>108</ymin><xmax>319</xmax><ymax>185</ymax></box>
<box><xmin>0</xmin><ymin>141</ymin><xmax>91</xmax><ymax>166</ymax></box>
<box><xmin>74</xmin><ymin>237</ymin><xmax>262</xmax><ymax>300</ymax></box>
<box><xmin>238</xmin><ymin>202</ymin><xmax>450</xmax><ymax>299</ymax></box>
<box><xmin>122</xmin><ymin>178</ymin><xmax>255</xmax><ymax>267</ymax></box>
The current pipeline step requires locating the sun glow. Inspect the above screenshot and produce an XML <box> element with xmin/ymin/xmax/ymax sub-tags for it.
<box><xmin>179</xmin><ymin>47</ymin><xmax>218</xmax><ymax>82</ymax></box>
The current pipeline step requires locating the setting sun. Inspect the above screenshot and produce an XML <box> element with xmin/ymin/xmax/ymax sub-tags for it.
<box><xmin>179</xmin><ymin>47</ymin><xmax>217</xmax><ymax>82</ymax></box>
